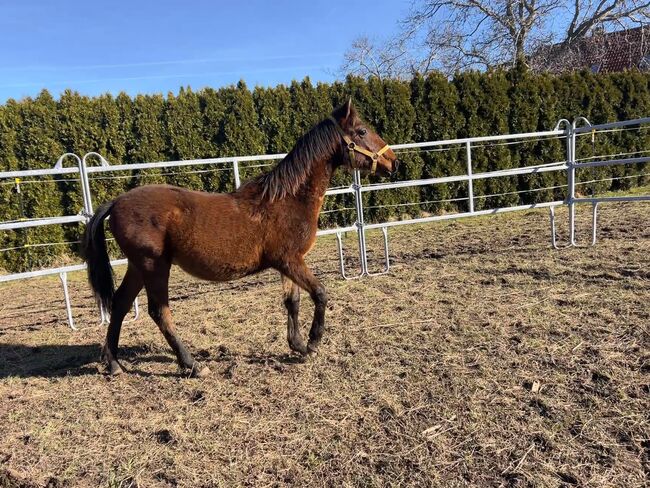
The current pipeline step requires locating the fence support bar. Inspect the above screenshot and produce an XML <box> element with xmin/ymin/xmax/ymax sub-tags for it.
<box><xmin>591</xmin><ymin>202</ymin><xmax>599</xmax><ymax>246</ymax></box>
<box><xmin>549</xmin><ymin>207</ymin><xmax>558</xmax><ymax>249</ymax></box>
<box><xmin>59</xmin><ymin>272</ymin><xmax>77</xmax><ymax>330</ymax></box>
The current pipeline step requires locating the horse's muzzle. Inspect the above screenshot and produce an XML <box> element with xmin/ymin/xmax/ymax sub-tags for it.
<box><xmin>390</xmin><ymin>159</ymin><xmax>400</xmax><ymax>176</ymax></box>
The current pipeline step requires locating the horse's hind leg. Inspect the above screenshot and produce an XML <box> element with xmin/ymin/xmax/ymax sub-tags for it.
<box><xmin>281</xmin><ymin>274</ymin><xmax>307</xmax><ymax>355</ymax></box>
<box><xmin>143</xmin><ymin>263</ymin><xmax>210</xmax><ymax>378</ymax></box>
<box><xmin>102</xmin><ymin>263</ymin><xmax>143</xmax><ymax>375</ymax></box>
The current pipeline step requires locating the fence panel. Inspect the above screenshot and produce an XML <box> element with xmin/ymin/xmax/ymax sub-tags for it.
<box><xmin>1</xmin><ymin>116</ymin><xmax>649</xmax><ymax>329</ymax></box>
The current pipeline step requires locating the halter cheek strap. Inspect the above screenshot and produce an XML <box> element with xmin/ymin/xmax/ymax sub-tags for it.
<box><xmin>328</xmin><ymin>116</ymin><xmax>390</xmax><ymax>174</ymax></box>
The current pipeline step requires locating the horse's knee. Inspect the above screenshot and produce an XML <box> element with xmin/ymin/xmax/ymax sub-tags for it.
<box><xmin>284</xmin><ymin>294</ymin><xmax>299</xmax><ymax>313</ymax></box>
<box><xmin>147</xmin><ymin>302</ymin><xmax>162</xmax><ymax>323</ymax></box>
<box><xmin>110</xmin><ymin>296</ymin><xmax>131</xmax><ymax>321</ymax></box>
<box><xmin>311</xmin><ymin>287</ymin><xmax>327</xmax><ymax>307</ymax></box>
<box><xmin>109</xmin><ymin>304</ymin><xmax>128</xmax><ymax>323</ymax></box>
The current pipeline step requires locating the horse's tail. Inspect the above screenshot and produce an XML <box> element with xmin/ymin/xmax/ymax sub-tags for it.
<box><xmin>81</xmin><ymin>201</ymin><xmax>115</xmax><ymax>312</ymax></box>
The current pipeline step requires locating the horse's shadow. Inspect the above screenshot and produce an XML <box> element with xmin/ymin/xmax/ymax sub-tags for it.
<box><xmin>0</xmin><ymin>343</ymin><xmax>175</xmax><ymax>379</ymax></box>
<box><xmin>242</xmin><ymin>353</ymin><xmax>306</xmax><ymax>366</ymax></box>
<box><xmin>0</xmin><ymin>343</ymin><xmax>307</xmax><ymax>379</ymax></box>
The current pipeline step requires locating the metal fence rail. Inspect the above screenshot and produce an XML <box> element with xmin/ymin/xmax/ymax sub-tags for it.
<box><xmin>1</xmin><ymin>115</ymin><xmax>648</xmax><ymax>328</ymax></box>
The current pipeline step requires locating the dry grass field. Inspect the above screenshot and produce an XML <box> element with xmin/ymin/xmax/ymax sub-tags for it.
<box><xmin>0</xmin><ymin>199</ymin><xmax>648</xmax><ymax>487</ymax></box>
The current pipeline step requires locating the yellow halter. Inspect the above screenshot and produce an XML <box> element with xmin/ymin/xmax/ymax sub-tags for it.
<box><xmin>328</xmin><ymin>116</ymin><xmax>390</xmax><ymax>174</ymax></box>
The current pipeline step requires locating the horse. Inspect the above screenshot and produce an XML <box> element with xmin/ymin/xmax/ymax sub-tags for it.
<box><xmin>82</xmin><ymin>99</ymin><xmax>399</xmax><ymax>377</ymax></box>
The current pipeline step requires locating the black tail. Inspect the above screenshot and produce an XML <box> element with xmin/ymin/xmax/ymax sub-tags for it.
<box><xmin>81</xmin><ymin>201</ymin><xmax>115</xmax><ymax>312</ymax></box>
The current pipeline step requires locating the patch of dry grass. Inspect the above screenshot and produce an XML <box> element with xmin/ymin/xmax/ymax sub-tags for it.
<box><xmin>0</xmin><ymin>201</ymin><xmax>648</xmax><ymax>487</ymax></box>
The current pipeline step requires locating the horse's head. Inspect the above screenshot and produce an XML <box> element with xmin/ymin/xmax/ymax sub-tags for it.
<box><xmin>329</xmin><ymin>99</ymin><xmax>399</xmax><ymax>176</ymax></box>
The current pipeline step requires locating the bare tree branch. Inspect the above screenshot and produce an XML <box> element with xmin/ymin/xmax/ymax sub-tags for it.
<box><xmin>340</xmin><ymin>0</ymin><xmax>650</xmax><ymax>77</ymax></box>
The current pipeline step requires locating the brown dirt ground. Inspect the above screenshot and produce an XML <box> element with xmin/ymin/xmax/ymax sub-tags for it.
<box><xmin>0</xmin><ymin>201</ymin><xmax>648</xmax><ymax>488</ymax></box>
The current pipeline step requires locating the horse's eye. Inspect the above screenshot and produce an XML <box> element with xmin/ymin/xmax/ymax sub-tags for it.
<box><xmin>358</xmin><ymin>128</ymin><xmax>367</xmax><ymax>137</ymax></box>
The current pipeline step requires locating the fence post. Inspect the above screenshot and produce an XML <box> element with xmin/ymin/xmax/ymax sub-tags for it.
<box><xmin>233</xmin><ymin>159</ymin><xmax>241</xmax><ymax>189</ymax></box>
<box><xmin>547</xmin><ymin>119</ymin><xmax>571</xmax><ymax>249</ymax></box>
<box><xmin>465</xmin><ymin>141</ymin><xmax>474</xmax><ymax>213</ymax></box>
<box><xmin>353</xmin><ymin>169</ymin><xmax>368</xmax><ymax>276</ymax></box>
<box><xmin>567</xmin><ymin>123</ymin><xmax>576</xmax><ymax>246</ymax></box>
<box><xmin>568</xmin><ymin>118</ymin><xmax>591</xmax><ymax>246</ymax></box>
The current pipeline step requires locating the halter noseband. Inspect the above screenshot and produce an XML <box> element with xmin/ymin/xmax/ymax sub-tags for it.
<box><xmin>328</xmin><ymin>116</ymin><xmax>390</xmax><ymax>174</ymax></box>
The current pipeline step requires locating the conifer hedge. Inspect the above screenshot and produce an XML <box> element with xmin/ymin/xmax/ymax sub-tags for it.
<box><xmin>1</xmin><ymin>71</ymin><xmax>649</xmax><ymax>272</ymax></box>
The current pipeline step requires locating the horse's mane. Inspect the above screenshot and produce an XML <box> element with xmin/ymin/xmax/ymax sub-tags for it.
<box><xmin>245</xmin><ymin>118</ymin><xmax>340</xmax><ymax>202</ymax></box>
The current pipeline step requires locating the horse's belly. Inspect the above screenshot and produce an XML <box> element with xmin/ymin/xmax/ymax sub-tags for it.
<box><xmin>166</xmin><ymin>195</ymin><xmax>267</xmax><ymax>281</ymax></box>
<box><xmin>172</xmin><ymin>239</ymin><xmax>265</xmax><ymax>282</ymax></box>
<box><xmin>175</xmin><ymin>257</ymin><xmax>263</xmax><ymax>282</ymax></box>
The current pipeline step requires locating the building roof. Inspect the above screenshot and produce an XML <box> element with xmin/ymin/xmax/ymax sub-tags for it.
<box><xmin>592</xmin><ymin>26</ymin><xmax>650</xmax><ymax>72</ymax></box>
<box><xmin>532</xmin><ymin>25</ymin><xmax>650</xmax><ymax>73</ymax></box>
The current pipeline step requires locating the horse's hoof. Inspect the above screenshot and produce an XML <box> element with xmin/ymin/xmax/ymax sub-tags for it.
<box><xmin>107</xmin><ymin>362</ymin><xmax>124</xmax><ymax>376</ymax></box>
<box><xmin>290</xmin><ymin>343</ymin><xmax>308</xmax><ymax>356</ymax></box>
<box><xmin>306</xmin><ymin>342</ymin><xmax>320</xmax><ymax>356</ymax></box>
<box><xmin>189</xmin><ymin>365</ymin><xmax>211</xmax><ymax>378</ymax></box>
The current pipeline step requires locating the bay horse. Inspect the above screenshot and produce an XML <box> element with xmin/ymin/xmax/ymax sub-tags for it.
<box><xmin>82</xmin><ymin>100</ymin><xmax>399</xmax><ymax>377</ymax></box>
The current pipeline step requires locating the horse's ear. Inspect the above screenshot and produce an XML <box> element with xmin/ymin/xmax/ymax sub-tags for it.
<box><xmin>332</xmin><ymin>98</ymin><xmax>355</xmax><ymax>127</ymax></box>
<box><xmin>344</xmin><ymin>97</ymin><xmax>352</xmax><ymax>119</ymax></box>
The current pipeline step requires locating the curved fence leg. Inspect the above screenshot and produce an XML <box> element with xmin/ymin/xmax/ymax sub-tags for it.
<box><xmin>549</xmin><ymin>206</ymin><xmax>571</xmax><ymax>249</ymax></box>
<box><xmin>99</xmin><ymin>304</ymin><xmax>108</xmax><ymax>326</ymax></box>
<box><xmin>123</xmin><ymin>297</ymin><xmax>140</xmax><ymax>323</ymax></box>
<box><xmin>59</xmin><ymin>272</ymin><xmax>77</xmax><ymax>330</ymax></box>
<box><xmin>550</xmin><ymin>204</ymin><xmax>597</xmax><ymax>249</ymax></box>
<box><xmin>365</xmin><ymin>226</ymin><xmax>391</xmax><ymax>276</ymax></box>
<box><xmin>591</xmin><ymin>202</ymin><xmax>599</xmax><ymax>246</ymax></box>
<box><xmin>557</xmin><ymin>201</ymin><xmax>600</xmax><ymax>248</ymax></box>
<box><xmin>336</xmin><ymin>232</ymin><xmax>364</xmax><ymax>280</ymax></box>
<box><xmin>100</xmin><ymin>297</ymin><xmax>140</xmax><ymax>325</ymax></box>
<box><xmin>549</xmin><ymin>206</ymin><xmax>558</xmax><ymax>249</ymax></box>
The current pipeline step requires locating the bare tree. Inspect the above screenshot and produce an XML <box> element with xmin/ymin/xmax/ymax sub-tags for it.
<box><xmin>342</xmin><ymin>1</ymin><xmax>650</xmax><ymax>77</ymax></box>
<box><xmin>340</xmin><ymin>37</ymin><xmax>411</xmax><ymax>80</ymax></box>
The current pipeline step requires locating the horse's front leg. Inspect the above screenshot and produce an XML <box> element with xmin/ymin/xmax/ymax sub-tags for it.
<box><xmin>281</xmin><ymin>274</ymin><xmax>307</xmax><ymax>354</ymax></box>
<box><xmin>280</xmin><ymin>259</ymin><xmax>327</xmax><ymax>355</ymax></box>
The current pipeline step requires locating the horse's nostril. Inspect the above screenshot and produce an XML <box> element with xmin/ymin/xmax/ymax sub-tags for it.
<box><xmin>394</xmin><ymin>159</ymin><xmax>400</xmax><ymax>171</ymax></box>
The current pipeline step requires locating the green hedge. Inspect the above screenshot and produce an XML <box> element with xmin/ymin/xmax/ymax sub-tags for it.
<box><xmin>1</xmin><ymin>71</ymin><xmax>649</xmax><ymax>272</ymax></box>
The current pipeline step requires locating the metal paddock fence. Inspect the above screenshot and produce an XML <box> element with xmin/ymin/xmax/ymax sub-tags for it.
<box><xmin>1</xmin><ymin>115</ymin><xmax>649</xmax><ymax>329</ymax></box>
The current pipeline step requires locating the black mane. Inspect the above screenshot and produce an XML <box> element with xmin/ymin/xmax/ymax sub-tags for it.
<box><xmin>247</xmin><ymin>118</ymin><xmax>340</xmax><ymax>202</ymax></box>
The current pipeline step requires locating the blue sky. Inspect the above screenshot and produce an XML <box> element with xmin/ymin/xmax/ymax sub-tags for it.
<box><xmin>0</xmin><ymin>0</ymin><xmax>408</xmax><ymax>102</ymax></box>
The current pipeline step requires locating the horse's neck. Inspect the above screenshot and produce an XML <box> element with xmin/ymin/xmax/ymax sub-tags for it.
<box><xmin>294</xmin><ymin>157</ymin><xmax>334</xmax><ymax>213</ymax></box>
<box><xmin>308</xmin><ymin>158</ymin><xmax>334</xmax><ymax>196</ymax></box>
